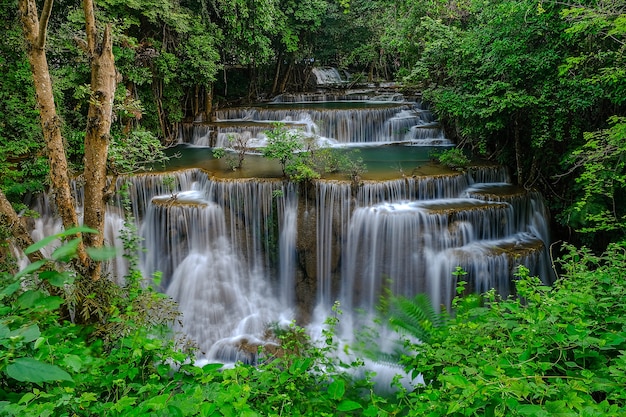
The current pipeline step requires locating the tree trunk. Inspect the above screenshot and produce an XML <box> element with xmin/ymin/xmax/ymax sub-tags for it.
<box><xmin>19</xmin><ymin>0</ymin><xmax>89</xmax><ymax>272</ymax></box>
<box><xmin>0</xmin><ymin>189</ymin><xmax>43</xmax><ymax>263</ymax></box>
<box><xmin>204</xmin><ymin>85</ymin><xmax>214</xmax><ymax>122</ymax></box>
<box><xmin>514</xmin><ymin>114</ymin><xmax>523</xmax><ymax>186</ymax></box>
<box><xmin>82</xmin><ymin>4</ymin><xmax>117</xmax><ymax>280</ymax></box>
<box><xmin>279</xmin><ymin>59</ymin><xmax>294</xmax><ymax>93</ymax></box>
<box><xmin>271</xmin><ymin>51</ymin><xmax>283</xmax><ymax>96</ymax></box>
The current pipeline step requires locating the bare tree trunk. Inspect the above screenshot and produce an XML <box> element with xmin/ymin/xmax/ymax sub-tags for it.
<box><xmin>0</xmin><ymin>189</ymin><xmax>43</xmax><ymax>263</ymax></box>
<box><xmin>271</xmin><ymin>51</ymin><xmax>283</xmax><ymax>96</ymax></box>
<box><xmin>514</xmin><ymin>114</ymin><xmax>523</xmax><ymax>186</ymax></box>
<box><xmin>279</xmin><ymin>59</ymin><xmax>294</xmax><ymax>93</ymax></box>
<box><xmin>82</xmin><ymin>0</ymin><xmax>117</xmax><ymax>280</ymax></box>
<box><xmin>19</xmin><ymin>0</ymin><xmax>89</xmax><ymax>272</ymax></box>
<box><xmin>204</xmin><ymin>85</ymin><xmax>213</xmax><ymax>122</ymax></box>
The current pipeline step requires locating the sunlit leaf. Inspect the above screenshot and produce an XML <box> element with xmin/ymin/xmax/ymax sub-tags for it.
<box><xmin>51</xmin><ymin>238</ymin><xmax>81</xmax><ymax>261</ymax></box>
<box><xmin>39</xmin><ymin>270</ymin><xmax>74</xmax><ymax>287</ymax></box>
<box><xmin>337</xmin><ymin>400</ymin><xmax>362</xmax><ymax>411</ymax></box>
<box><xmin>86</xmin><ymin>246</ymin><xmax>119</xmax><ymax>261</ymax></box>
<box><xmin>14</xmin><ymin>260</ymin><xmax>46</xmax><ymax>279</ymax></box>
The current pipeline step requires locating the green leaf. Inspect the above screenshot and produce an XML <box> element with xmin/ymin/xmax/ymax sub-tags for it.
<box><xmin>14</xmin><ymin>260</ymin><xmax>46</xmax><ymax>279</ymax></box>
<box><xmin>9</xmin><ymin>324</ymin><xmax>40</xmax><ymax>343</ymax></box>
<box><xmin>18</xmin><ymin>392</ymin><xmax>36</xmax><ymax>404</ymax></box>
<box><xmin>111</xmin><ymin>396</ymin><xmax>137</xmax><ymax>412</ymax></box>
<box><xmin>61</xmin><ymin>355</ymin><xmax>83</xmax><ymax>372</ymax></box>
<box><xmin>17</xmin><ymin>290</ymin><xmax>45</xmax><ymax>309</ymax></box>
<box><xmin>34</xmin><ymin>296</ymin><xmax>64</xmax><ymax>311</ymax></box>
<box><xmin>86</xmin><ymin>246</ymin><xmax>119</xmax><ymax>261</ymax></box>
<box><xmin>337</xmin><ymin>400</ymin><xmax>362</xmax><ymax>411</ymax></box>
<box><xmin>202</xmin><ymin>363</ymin><xmax>224</xmax><ymax>372</ymax></box>
<box><xmin>25</xmin><ymin>236</ymin><xmax>60</xmax><ymax>255</ymax></box>
<box><xmin>25</xmin><ymin>226</ymin><xmax>97</xmax><ymax>255</ymax></box>
<box><xmin>141</xmin><ymin>394</ymin><xmax>170</xmax><ymax>411</ymax></box>
<box><xmin>328</xmin><ymin>379</ymin><xmax>346</xmax><ymax>400</ymax></box>
<box><xmin>51</xmin><ymin>238</ymin><xmax>81</xmax><ymax>261</ymax></box>
<box><xmin>6</xmin><ymin>357</ymin><xmax>73</xmax><ymax>383</ymax></box>
<box><xmin>0</xmin><ymin>280</ymin><xmax>21</xmax><ymax>298</ymax></box>
<box><xmin>39</xmin><ymin>270</ymin><xmax>74</xmax><ymax>287</ymax></box>
<box><xmin>58</xmin><ymin>226</ymin><xmax>99</xmax><ymax>237</ymax></box>
<box><xmin>516</xmin><ymin>404</ymin><xmax>550</xmax><ymax>417</ymax></box>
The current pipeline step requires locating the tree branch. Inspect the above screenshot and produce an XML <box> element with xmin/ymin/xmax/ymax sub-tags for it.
<box><xmin>83</xmin><ymin>0</ymin><xmax>96</xmax><ymax>55</ymax></box>
<box><xmin>37</xmin><ymin>0</ymin><xmax>54</xmax><ymax>49</ymax></box>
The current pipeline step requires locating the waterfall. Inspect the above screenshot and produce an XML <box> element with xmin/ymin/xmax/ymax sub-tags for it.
<box><xmin>23</xmin><ymin>93</ymin><xmax>553</xmax><ymax>365</ymax></box>
<box><xmin>312</xmin><ymin>67</ymin><xmax>350</xmax><ymax>85</ymax></box>
<box><xmin>179</xmin><ymin>97</ymin><xmax>453</xmax><ymax>147</ymax></box>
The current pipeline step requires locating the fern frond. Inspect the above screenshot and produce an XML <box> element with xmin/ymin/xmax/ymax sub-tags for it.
<box><xmin>388</xmin><ymin>293</ymin><xmax>447</xmax><ymax>343</ymax></box>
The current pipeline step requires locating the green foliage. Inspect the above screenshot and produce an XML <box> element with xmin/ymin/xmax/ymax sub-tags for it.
<box><xmin>386</xmin><ymin>0</ymin><xmax>625</xmax><ymax>249</ymax></box>
<box><xmin>262</xmin><ymin>123</ymin><xmax>311</xmax><ymax>179</ymax></box>
<box><xmin>0</xmin><ymin>234</ymin><xmax>399</xmax><ymax>416</ymax></box>
<box><xmin>433</xmin><ymin>147</ymin><xmax>470</xmax><ymax>170</ymax></box>
<box><xmin>388</xmin><ymin>293</ymin><xmax>446</xmax><ymax>344</ymax></box>
<box><xmin>212</xmin><ymin>134</ymin><xmax>250</xmax><ymax>170</ymax></box>
<box><xmin>261</xmin><ymin>124</ymin><xmax>367</xmax><ymax>185</ymax></box>
<box><xmin>400</xmin><ymin>245</ymin><xmax>626</xmax><ymax>415</ymax></box>
<box><xmin>0</xmin><ymin>5</ymin><xmax>47</xmax><ymax>203</ymax></box>
<box><xmin>562</xmin><ymin>116</ymin><xmax>626</xmax><ymax>241</ymax></box>
<box><xmin>108</xmin><ymin>128</ymin><xmax>171</xmax><ymax>175</ymax></box>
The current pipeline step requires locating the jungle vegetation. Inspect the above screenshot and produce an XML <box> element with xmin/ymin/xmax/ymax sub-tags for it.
<box><xmin>0</xmin><ymin>0</ymin><xmax>625</xmax><ymax>415</ymax></box>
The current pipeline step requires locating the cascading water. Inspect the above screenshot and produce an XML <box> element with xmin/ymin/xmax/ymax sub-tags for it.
<box><xmin>26</xmin><ymin>91</ymin><xmax>553</xmax><ymax>369</ymax></box>
<box><xmin>178</xmin><ymin>93</ymin><xmax>453</xmax><ymax>148</ymax></box>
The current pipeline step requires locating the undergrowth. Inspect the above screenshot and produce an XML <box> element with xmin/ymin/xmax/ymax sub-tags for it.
<box><xmin>1</xmin><ymin>226</ymin><xmax>625</xmax><ymax>415</ymax></box>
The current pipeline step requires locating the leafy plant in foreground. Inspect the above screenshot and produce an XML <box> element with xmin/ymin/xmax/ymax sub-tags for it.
<box><xmin>401</xmin><ymin>244</ymin><xmax>626</xmax><ymax>416</ymax></box>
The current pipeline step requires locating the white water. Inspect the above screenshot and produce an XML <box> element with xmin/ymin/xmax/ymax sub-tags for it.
<box><xmin>179</xmin><ymin>94</ymin><xmax>454</xmax><ymax>148</ymax></box>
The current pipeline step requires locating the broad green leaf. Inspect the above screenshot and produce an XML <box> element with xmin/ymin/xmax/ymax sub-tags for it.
<box><xmin>0</xmin><ymin>281</ymin><xmax>21</xmax><ymax>298</ymax></box>
<box><xmin>17</xmin><ymin>290</ymin><xmax>45</xmax><ymax>309</ymax></box>
<box><xmin>25</xmin><ymin>236</ymin><xmax>59</xmax><ymax>255</ymax></box>
<box><xmin>328</xmin><ymin>379</ymin><xmax>345</xmax><ymax>400</ymax></box>
<box><xmin>202</xmin><ymin>363</ymin><xmax>224</xmax><ymax>372</ymax></box>
<box><xmin>517</xmin><ymin>404</ymin><xmax>550</xmax><ymax>417</ymax></box>
<box><xmin>62</xmin><ymin>355</ymin><xmax>83</xmax><ymax>372</ymax></box>
<box><xmin>6</xmin><ymin>357</ymin><xmax>73</xmax><ymax>383</ymax></box>
<box><xmin>26</xmin><ymin>227</ymin><xmax>97</xmax><ymax>258</ymax></box>
<box><xmin>39</xmin><ymin>270</ymin><xmax>74</xmax><ymax>287</ymax></box>
<box><xmin>0</xmin><ymin>324</ymin><xmax>10</xmax><ymax>339</ymax></box>
<box><xmin>18</xmin><ymin>392</ymin><xmax>36</xmax><ymax>404</ymax></box>
<box><xmin>141</xmin><ymin>394</ymin><xmax>170</xmax><ymax>411</ymax></box>
<box><xmin>51</xmin><ymin>238</ymin><xmax>81</xmax><ymax>261</ymax></box>
<box><xmin>33</xmin><ymin>296</ymin><xmax>64</xmax><ymax>311</ymax></box>
<box><xmin>337</xmin><ymin>400</ymin><xmax>362</xmax><ymax>411</ymax></box>
<box><xmin>111</xmin><ymin>396</ymin><xmax>137</xmax><ymax>412</ymax></box>
<box><xmin>86</xmin><ymin>246</ymin><xmax>119</xmax><ymax>261</ymax></box>
<box><xmin>9</xmin><ymin>324</ymin><xmax>40</xmax><ymax>343</ymax></box>
<box><xmin>58</xmin><ymin>226</ymin><xmax>98</xmax><ymax>237</ymax></box>
<box><xmin>14</xmin><ymin>260</ymin><xmax>46</xmax><ymax>279</ymax></box>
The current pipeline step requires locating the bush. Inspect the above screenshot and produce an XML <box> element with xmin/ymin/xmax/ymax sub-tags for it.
<box><xmin>400</xmin><ymin>243</ymin><xmax>626</xmax><ymax>415</ymax></box>
<box><xmin>434</xmin><ymin>147</ymin><xmax>470</xmax><ymax>170</ymax></box>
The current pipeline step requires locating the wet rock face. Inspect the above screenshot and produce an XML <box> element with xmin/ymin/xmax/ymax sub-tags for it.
<box><xmin>296</xmin><ymin>201</ymin><xmax>317</xmax><ymax>280</ymax></box>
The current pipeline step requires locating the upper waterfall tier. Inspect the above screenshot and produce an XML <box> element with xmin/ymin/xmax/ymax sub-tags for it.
<box><xmin>178</xmin><ymin>99</ymin><xmax>452</xmax><ymax>148</ymax></box>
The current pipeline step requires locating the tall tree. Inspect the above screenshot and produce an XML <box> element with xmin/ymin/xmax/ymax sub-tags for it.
<box><xmin>18</xmin><ymin>0</ymin><xmax>89</xmax><ymax>273</ymax></box>
<box><xmin>19</xmin><ymin>0</ymin><xmax>117</xmax><ymax>279</ymax></box>
<box><xmin>81</xmin><ymin>0</ymin><xmax>117</xmax><ymax>279</ymax></box>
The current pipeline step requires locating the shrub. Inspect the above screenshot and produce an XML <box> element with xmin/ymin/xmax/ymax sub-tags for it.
<box><xmin>434</xmin><ymin>147</ymin><xmax>470</xmax><ymax>170</ymax></box>
<box><xmin>400</xmin><ymin>243</ymin><xmax>626</xmax><ymax>415</ymax></box>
